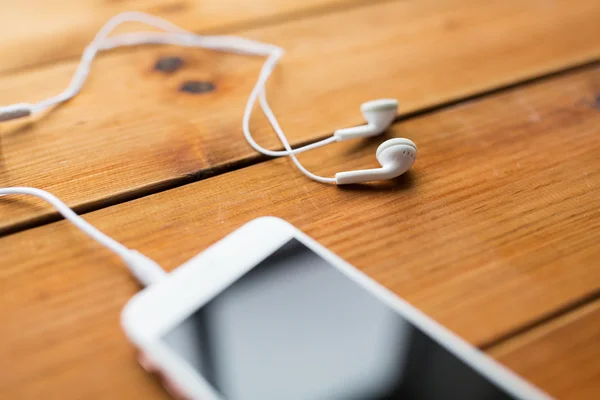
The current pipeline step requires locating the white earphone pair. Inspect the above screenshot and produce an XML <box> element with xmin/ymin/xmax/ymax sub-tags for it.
<box><xmin>332</xmin><ymin>99</ymin><xmax>416</xmax><ymax>184</ymax></box>
<box><xmin>0</xmin><ymin>12</ymin><xmax>417</xmax><ymax>184</ymax></box>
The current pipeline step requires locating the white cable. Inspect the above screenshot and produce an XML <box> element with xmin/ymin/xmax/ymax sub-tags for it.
<box><xmin>257</xmin><ymin>90</ymin><xmax>336</xmax><ymax>183</ymax></box>
<box><xmin>237</xmin><ymin>44</ymin><xmax>336</xmax><ymax>182</ymax></box>
<box><xmin>0</xmin><ymin>12</ymin><xmax>338</xmax><ymax>183</ymax></box>
<box><xmin>31</xmin><ymin>11</ymin><xmax>189</xmax><ymax>114</ymax></box>
<box><xmin>0</xmin><ymin>187</ymin><xmax>166</xmax><ymax>286</ymax></box>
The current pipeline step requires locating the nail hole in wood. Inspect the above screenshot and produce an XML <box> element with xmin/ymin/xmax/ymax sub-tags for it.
<box><xmin>154</xmin><ymin>56</ymin><xmax>184</xmax><ymax>73</ymax></box>
<box><xmin>180</xmin><ymin>81</ymin><xmax>216</xmax><ymax>94</ymax></box>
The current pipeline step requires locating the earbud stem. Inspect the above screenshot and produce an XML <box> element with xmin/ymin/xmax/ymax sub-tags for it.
<box><xmin>335</xmin><ymin>165</ymin><xmax>397</xmax><ymax>185</ymax></box>
<box><xmin>334</xmin><ymin>124</ymin><xmax>377</xmax><ymax>141</ymax></box>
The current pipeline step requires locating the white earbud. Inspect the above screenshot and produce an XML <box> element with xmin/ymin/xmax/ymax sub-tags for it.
<box><xmin>333</xmin><ymin>99</ymin><xmax>398</xmax><ymax>141</ymax></box>
<box><xmin>335</xmin><ymin>138</ymin><xmax>417</xmax><ymax>184</ymax></box>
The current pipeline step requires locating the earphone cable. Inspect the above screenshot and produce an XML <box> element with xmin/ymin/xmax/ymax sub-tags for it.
<box><xmin>0</xmin><ymin>12</ymin><xmax>337</xmax><ymax>183</ymax></box>
<box><xmin>0</xmin><ymin>187</ymin><xmax>166</xmax><ymax>286</ymax></box>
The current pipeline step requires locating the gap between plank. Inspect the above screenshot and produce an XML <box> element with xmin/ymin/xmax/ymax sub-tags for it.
<box><xmin>479</xmin><ymin>288</ymin><xmax>600</xmax><ymax>351</ymax></box>
<box><xmin>393</xmin><ymin>58</ymin><xmax>600</xmax><ymax>125</ymax></box>
<box><xmin>1</xmin><ymin>57</ymin><xmax>599</xmax><ymax>239</ymax></box>
<box><xmin>0</xmin><ymin>0</ymin><xmax>396</xmax><ymax>78</ymax></box>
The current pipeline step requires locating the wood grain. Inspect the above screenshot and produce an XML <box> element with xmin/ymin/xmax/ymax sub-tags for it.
<box><xmin>0</xmin><ymin>0</ymin><xmax>358</xmax><ymax>74</ymax></box>
<box><xmin>1</xmin><ymin>0</ymin><xmax>599</xmax><ymax>234</ymax></box>
<box><xmin>1</xmin><ymin>64</ymin><xmax>599</xmax><ymax>399</ymax></box>
<box><xmin>491</xmin><ymin>298</ymin><xmax>600</xmax><ymax>400</ymax></box>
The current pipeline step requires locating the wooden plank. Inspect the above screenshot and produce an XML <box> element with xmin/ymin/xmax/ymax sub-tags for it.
<box><xmin>1</xmin><ymin>0</ymin><xmax>599</xmax><ymax>234</ymax></box>
<box><xmin>0</xmin><ymin>0</ymin><xmax>358</xmax><ymax>74</ymax></box>
<box><xmin>490</xmin><ymin>298</ymin><xmax>600</xmax><ymax>400</ymax></box>
<box><xmin>1</xmin><ymin>64</ymin><xmax>599</xmax><ymax>399</ymax></box>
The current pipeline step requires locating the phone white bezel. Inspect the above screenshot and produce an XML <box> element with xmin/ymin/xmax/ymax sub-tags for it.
<box><xmin>121</xmin><ymin>216</ymin><xmax>551</xmax><ymax>400</ymax></box>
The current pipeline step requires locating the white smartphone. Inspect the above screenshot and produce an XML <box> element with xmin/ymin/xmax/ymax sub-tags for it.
<box><xmin>122</xmin><ymin>217</ymin><xmax>551</xmax><ymax>400</ymax></box>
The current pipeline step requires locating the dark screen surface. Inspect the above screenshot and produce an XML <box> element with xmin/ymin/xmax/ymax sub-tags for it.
<box><xmin>163</xmin><ymin>239</ymin><xmax>519</xmax><ymax>400</ymax></box>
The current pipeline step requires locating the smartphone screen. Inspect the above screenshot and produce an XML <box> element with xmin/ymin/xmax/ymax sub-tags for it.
<box><xmin>163</xmin><ymin>239</ymin><xmax>518</xmax><ymax>400</ymax></box>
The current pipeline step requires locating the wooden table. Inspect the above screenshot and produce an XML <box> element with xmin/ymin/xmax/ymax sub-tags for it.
<box><xmin>1</xmin><ymin>1</ymin><xmax>599</xmax><ymax>398</ymax></box>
